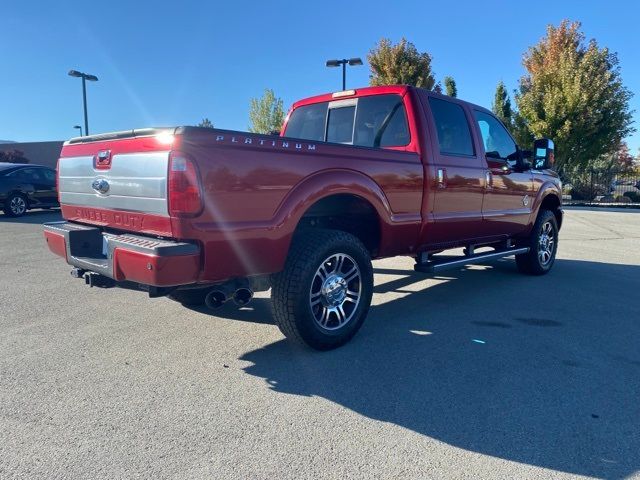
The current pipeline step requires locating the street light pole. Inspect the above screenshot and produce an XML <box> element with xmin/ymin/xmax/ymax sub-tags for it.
<box><xmin>82</xmin><ymin>76</ymin><xmax>88</xmax><ymax>136</ymax></box>
<box><xmin>326</xmin><ymin>58</ymin><xmax>363</xmax><ymax>91</ymax></box>
<box><xmin>73</xmin><ymin>125</ymin><xmax>83</xmax><ymax>137</ymax></box>
<box><xmin>68</xmin><ymin>70</ymin><xmax>99</xmax><ymax>136</ymax></box>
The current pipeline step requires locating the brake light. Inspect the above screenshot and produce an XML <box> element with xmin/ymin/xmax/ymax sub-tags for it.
<box><xmin>168</xmin><ymin>152</ymin><xmax>202</xmax><ymax>217</ymax></box>
<box><xmin>56</xmin><ymin>158</ymin><xmax>61</xmax><ymax>204</ymax></box>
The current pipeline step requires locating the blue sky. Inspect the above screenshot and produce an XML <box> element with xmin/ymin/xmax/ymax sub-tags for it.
<box><xmin>2</xmin><ymin>0</ymin><xmax>639</xmax><ymax>152</ymax></box>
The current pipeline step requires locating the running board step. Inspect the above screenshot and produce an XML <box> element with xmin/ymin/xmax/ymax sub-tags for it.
<box><xmin>414</xmin><ymin>247</ymin><xmax>530</xmax><ymax>273</ymax></box>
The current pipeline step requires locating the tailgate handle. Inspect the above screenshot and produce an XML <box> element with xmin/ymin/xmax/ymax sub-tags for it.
<box><xmin>94</xmin><ymin>150</ymin><xmax>112</xmax><ymax>168</ymax></box>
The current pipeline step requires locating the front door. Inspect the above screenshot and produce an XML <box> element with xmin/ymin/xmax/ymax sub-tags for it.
<box><xmin>472</xmin><ymin>110</ymin><xmax>534</xmax><ymax>237</ymax></box>
<box><xmin>423</xmin><ymin>95</ymin><xmax>485</xmax><ymax>246</ymax></box>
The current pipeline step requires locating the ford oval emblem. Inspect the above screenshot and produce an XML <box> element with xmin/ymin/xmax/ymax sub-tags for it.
<box><xmin>92</xmin><ymin>178</ymin><xmax>110</xmax><ymax>194</ymax></box>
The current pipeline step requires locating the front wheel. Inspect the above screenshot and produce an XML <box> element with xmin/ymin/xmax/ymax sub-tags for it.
<box><xmin>272</xmin><ymin>229</ymin><xmax>373</xmax><ymax>350</ymax></box>
<box><xmin>516</xmin><ymin>209</ymin><xmax>559</xmax><ymax>275</ymax></box>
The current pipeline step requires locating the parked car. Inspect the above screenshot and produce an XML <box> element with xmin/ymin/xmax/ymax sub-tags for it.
<box><xmin>609</xmin><ymin>179</ymin><xmax>640</xmax><ymax>195</ymax></box>
<box><xmin>44</xmin><ymin>85</ymin><xmax>562</xmax><ymax>350</ymax></box>
<box><xmin>1</xmin><ymin>163</ymin><xmax>58</xmax><ymax>217</ymax></box>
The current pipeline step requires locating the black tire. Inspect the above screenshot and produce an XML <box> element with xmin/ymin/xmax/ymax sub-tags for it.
<box><xmin>167</xmin><ymin>288</ymin><xmax>208</xmax><ymax>306</ymax></box>
<box><xmin>272</xmin><ymin>229</ymin><xmax>374</xmax><ymax>350</ymax></box>
<box><xmin>3</xmin><ymin>193</ymin><xmax>28</xmax><ymax>217</ymax></box>
<box><xmin>516</xmin><ymin>209</ymin><xmax>558</xmax><ymax>275</ymax></box>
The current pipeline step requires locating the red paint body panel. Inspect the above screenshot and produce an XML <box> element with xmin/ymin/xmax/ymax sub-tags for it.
<box><xmin>44</xmin><ymin>230</ymin><xmax>67</xmax><ymax>261</ymax></box>
<box><xmin>60</xmin><ymin>204</ymin><xmax>173</xmax><ymax>237</ymax></box>
<box><xmin>52</xmin><ymin>85</ymin><xmax>562</xmax><ymax>286</ymax></box>
<box><xmin>172</xmin><ymin>131</ymin><xmax>423</xmax><ymax>282</ymax></box>
<box><xmin>112</xmin><ymin>249</ymin><xmax>200</xmax><ymax>286</ymax></box>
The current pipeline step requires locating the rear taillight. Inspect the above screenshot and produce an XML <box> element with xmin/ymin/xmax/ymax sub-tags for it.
<box><xmin>168</xmin><ymin>152</ymin><xmax>202</xmax><ymax>217</ymax></box>
<box><xmin>56</xmin><ymin>158</ymin><xmax>61</xmax><ymax>204</ymax></box>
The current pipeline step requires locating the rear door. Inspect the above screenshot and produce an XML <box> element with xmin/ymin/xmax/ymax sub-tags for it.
<box><xmin>11</xmin><ymin>168</ymin><xmax>50</xmax><ymax>206</ymax></box>
<box><xmin>422</xmin><ymin>95</ymin><xmax>485</xmax><ymax>246</ymax></box>
<box><xmin>472</xmin><ymin>110</ymin><xmax>534</xmax><ymax>236</ymax></box>
<box><xmin>38</xmin><ymin>167</ymin><xmax>58</xmax><ymax>204</ymax></box>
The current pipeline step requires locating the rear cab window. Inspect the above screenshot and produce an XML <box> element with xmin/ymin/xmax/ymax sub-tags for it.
<box><xmin>285</xmin><ymin>94</ymin><xmax>410</xmax><ymax>148</ymax></box>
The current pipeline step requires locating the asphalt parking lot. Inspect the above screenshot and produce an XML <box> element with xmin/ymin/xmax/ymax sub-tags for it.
<box><xmin>0</xmin><ymin>208</ymin><xmax>639</xmax><ymax>479</ymax></box>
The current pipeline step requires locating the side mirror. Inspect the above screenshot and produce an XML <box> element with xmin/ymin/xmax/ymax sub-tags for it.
<box><xmin>520</xmin><ymin>149</ymin><xmax>533</xmax><ymax>160</ymax></box>
<box><xmin>533</xmin><ymin>138</ymin><xmax>555</xmax><ymax>169</ymax></box>
<box><xmin>518</xmin><ymin>149</ymin><xmax>532</xmax><ymax>170</ymax></box>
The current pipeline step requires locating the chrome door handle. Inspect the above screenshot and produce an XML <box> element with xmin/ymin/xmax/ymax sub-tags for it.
<box><xmin>437</xmin><ymin>168</ymin><xmax>446</xmax><ymax>188</ymax></box>
<box><xmin>485</xmin><ymin>171</ymin><xmax>492</xmax><ymax>189</ymax></box>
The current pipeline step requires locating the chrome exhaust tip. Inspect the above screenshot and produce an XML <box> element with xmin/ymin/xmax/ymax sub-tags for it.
<box><xmin>205</xmin><ymin>290</ymin><xmax>227</xmax><ymax>309</ymax></box>
<box><xmin>232</xmin><ymin>288</ymin><xmax>253</xmax><ymax>306</ymax></box>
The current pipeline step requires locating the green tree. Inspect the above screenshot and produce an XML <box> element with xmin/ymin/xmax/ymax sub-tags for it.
<box><xmin>492</xmin><ymin>81</ymin><xmax>512</xmax><ymax>126</ymax></box>
<box><xmin>0</xmin><ymin>149</ymin><xmax>29</xmax><ymax>163</ymax></box>
<box><xmin>515</xmin><ymin>20</ymin><xmax>634</xmax><ymax>173</ymax></box>
<box><xmin>248</xmin><ymin>89</ymin><xmax>285</xmax><ymax>134</ymax></box>
<box><xmin>368</xmin><ymin>37</ymin><xmax>436</xmax><ymax>89</ymax></box>
<box><xmin>443</xmin><ymin>76</ymin><xmax>457</xmax><ymax>97</ymax></box>
<box><xmin>491</xmin><ymin>81</ymin><xmax>533</xmax><ymax>147</ymax></box>
<box><xmin>198</xmin><ymin>118</ymin><xmax>214</xmax><ymax>128</ymax></box>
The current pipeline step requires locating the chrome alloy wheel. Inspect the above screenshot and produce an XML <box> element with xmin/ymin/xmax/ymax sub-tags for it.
<box><xmin>309</xmin><ymin>253</ymin><xmax>362</xmax><ymax>331</ymax></box>
<box><xmin>538</xmin><ymin>221</ymin><xmax>555</xmax><ymax>266</ymax></box>
<box><xmin>10</xmin><ymin>196</ymin><xmax>26</xmax><ymax>215</ymax></box>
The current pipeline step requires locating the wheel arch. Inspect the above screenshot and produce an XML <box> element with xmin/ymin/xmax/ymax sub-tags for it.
<box><xmin>540</xmin><ymin>194</ymin><xmax>562</xmax><ymax>229</ymax></box>
<box><xmin>5</xmin><ymin>190</ymin><xmax>30</xmax><ymax>210</ymax></box>
<box><xmin>532</xmin><ymin>183</ymin><xmax>563</xmax><ymax>230</ymax></box>
<box><xmin>274</xmin><ymin>170</ymin><xmax>394</xmax><ymax>257</ymax></box>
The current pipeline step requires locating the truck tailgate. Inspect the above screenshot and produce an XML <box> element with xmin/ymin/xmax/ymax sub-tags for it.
<box><xmin>57</xmin><ymin>129</ymin><xmax>175</xmax><ymax>237</ymax></box>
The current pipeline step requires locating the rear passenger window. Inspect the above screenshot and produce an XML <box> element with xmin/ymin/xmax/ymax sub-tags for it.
<box><xmin>428</xmin><ymin>97</ymin><xmax>474</xmax><ymax>156</ymax></box>
<box><xmin>42</xmin><ymin>169</ymin><xmax>56</xmax><ymax>183</ymax></box>
<box><xmin>14</xmin><ymin>168</ymin><xmax>43</xmax><ymax>182</ymax></box>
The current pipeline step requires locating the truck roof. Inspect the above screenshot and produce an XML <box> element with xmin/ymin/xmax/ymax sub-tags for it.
<box><xmin>291</xmin><ymin>84</ymin><xmax>494</xmax><ymax>116</ymax></box>
<box><xmin>292</xmin><ymin>85</ymin><xmax>412</xmax><ymax>109</ymax></box>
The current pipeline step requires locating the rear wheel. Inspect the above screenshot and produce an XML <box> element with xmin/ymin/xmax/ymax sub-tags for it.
<box><xmin>4</xmin><ymin>193</ymin><xmax>28</xmax><ymax>217</ymax></box>
<box><xmin>516</xmin><ymin>209</ymin><xmax>558</xmax><ymax>275</ymax></box>
<box><xmin>272</xmin><ymin>229</ymin><xmax>373</xmax><ymax>350</ymax></box>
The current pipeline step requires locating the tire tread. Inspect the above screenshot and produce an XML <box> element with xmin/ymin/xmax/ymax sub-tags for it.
<box><xmin>271</xmin><ymin>229</ymin><xmax>372</xmax><ymax>349</ymax></box>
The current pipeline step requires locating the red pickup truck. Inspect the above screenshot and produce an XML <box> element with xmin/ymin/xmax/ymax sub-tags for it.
<box><xmin>44</xmin><ymin>85</ymin><xmax>562</xmax><ymax>350</ymax></box>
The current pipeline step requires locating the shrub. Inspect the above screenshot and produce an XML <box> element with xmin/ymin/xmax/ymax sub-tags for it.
<box><xmin>569</xmin><ymin>181</ymin><xmax>608</xmax><ymax>201</ymax></box>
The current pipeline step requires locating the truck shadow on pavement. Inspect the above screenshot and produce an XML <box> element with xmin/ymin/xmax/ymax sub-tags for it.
<box><xmin>234</xmin><ymin>259</ymin><xmax>640</xmax><ymax>478</ymax></box>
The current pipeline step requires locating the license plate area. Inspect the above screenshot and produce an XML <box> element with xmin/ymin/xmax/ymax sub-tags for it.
<box><xmin>67</xmin><ymin>226</ymin><xmax>107</xmax><ymax>259</ymax></box>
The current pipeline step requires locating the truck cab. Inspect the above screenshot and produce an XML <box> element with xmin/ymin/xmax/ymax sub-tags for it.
<box><xmin>282</xmin><ymin>85</ymin><xmax>562</xmax><ymax>251</ymax></box>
